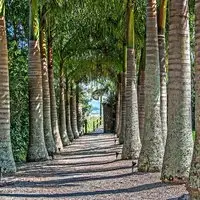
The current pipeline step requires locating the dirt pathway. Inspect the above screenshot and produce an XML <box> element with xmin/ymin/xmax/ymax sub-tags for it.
<box><xmin>0</xmin><ymin>130</ymin><xmax>188</xmax><ymax>200</ymax></box>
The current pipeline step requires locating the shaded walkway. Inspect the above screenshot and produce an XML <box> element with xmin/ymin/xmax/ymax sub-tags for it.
<box><xmin>0</xmin><ymin>130</ymin><xmax>187</xmax><ymax>200</ymax></box>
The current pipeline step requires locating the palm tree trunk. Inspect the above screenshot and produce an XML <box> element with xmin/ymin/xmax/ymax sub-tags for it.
<box><xmin>77</xmin><ymin>103</ymin><xmax>83</xmax><ymax>136</ymax></box>
<box><xmin>27</xmin><ymin>0</ymin><xmax>49</xmax><ymax>161</ymax></box>
<box><xmin>100</xmin><ymin>96</ymin><xmax>103</xmax><ymax>125</ymax></box>
<box><xmin>0</xmin><ymin>1</ymin><xmax>16</xmax><ymax>172</ymax></box>
<box><xmin>161</xmin><ymin>0</ymin><xmax>193</xmax><ymax>182</ymax></box>
<box><xmin>119</xmin><ymin>46</ymin><xmax>127</xmax><ymax>144</ymax></box>
<box><xmin>76</xmin><ymin>86</ymin><xmax>83</xmax><ymax>136</ymax></box>
<box><xmin>115</xmin><ymin>75</ymin><xmax>121</xmax><ymax>136</ymax></box>
<box><xmin>116</xmin><ymin>73</ymin><xmax>123</xmax><ymax>138</ymax></box>
<box><xmin>187</xmin><ymin>1</ymin><xmax>200</xmax><ymax>198</ymax></box>
<box><xmin>48</xmin><ymin>35</ymin><xmax>63</xmax><ymax>152</ymax></box>
<box><xmin>70</xmin><ymin>82</ymin><xmax>79</xmax><ymax>139</ymax></box>
<box><xmin>66</xmin><ymin>79</ymin><xmax>74</xmax><ymax>142</ymax></box>
<box><xmin>59</xmin><ymin>61</ymin><xmax>70</xmax><ymax>146</ymax></box>
<box><xmin>122</xmin><ymin>0</ymin><xmax>141</xmax><ymax>159</ymax></box>
<box><xmin>158</xmin><ymin>0</ymin><xmax>168</xmax><ymax>145</ymax></box>
<box><xmin>40</xmin><ymin>14</ymin><xmax>55</xmax><ymax>155</ymax></box>
<box><xmin>138</xmin><ymin>0</ymin><xmax>164</xmax><ymax>172</ymax></box>
<box><xmin>137</xmin><ymin>47</ymin><xmax>145</xmax><ymax>144</ymax></box>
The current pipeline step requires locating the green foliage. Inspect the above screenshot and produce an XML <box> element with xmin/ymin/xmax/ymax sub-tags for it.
<box><xmin>79</xmin><ymin>91</ymin><xmax>92</xmax><ymax>118</ymax></box>
<box><xmin>86</xmin><ymin>116</ymin><xmax>101</xmax><ymax>133</ymax></box>
<box><xmin>0</xmin><ymin>0</ymin><xmax>5</xmax><ymax>16</ymax></box>
<box><xmin>6</xmin><ymin>0</ymin><xmax>29</xmax><ymax>162</ymax></box>
<box><xmin>9</xmin><ymin>42</ymin><xmax>29</xmax><ymax>162</ymax></box>
<box><xmin>52</xmin><ymin>0</ymin><xmax>125</xmax><ymax>82</ymax></box>
<box><xmin>6</xmin><ymin>0</ymin><xmax>29</xmax><ymax>41</ymax></box>
<box><xmin>30</xmin><ymin>0</ymin><xmax>40</xmax><ymax>40</ymax></box>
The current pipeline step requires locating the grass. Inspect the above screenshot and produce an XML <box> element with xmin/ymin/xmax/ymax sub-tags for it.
<box><xmin>85</xmin><ymin>116</ymin><xmax>102</xmax><ymax>133</ymax></box>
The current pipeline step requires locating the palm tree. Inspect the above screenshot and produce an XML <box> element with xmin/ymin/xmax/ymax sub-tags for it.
<box><xmin>66</xmin><ymin>78</ymin><xmax>74</xmax><ymax>142</ymax></box>
<box><xmin>48</xmin><ymin>31</ymin><xmax>63</xmax><ymax>152</ymax></box>
<box><xmin>59</xmin><ymin>60</ymin><xmax>70</xmax><ymax>146</ymax></box>
<box><xmin>70</xmin><ymin>82</ymin><xmax>79</xmax><ymax>139</ymax></box>
<box><xmin>0</xmin><ymin>0</ymin><xmax>16</xmax><ymax>172</ymax></box>
<box><xmin>100</xmin><ymin>96</ymin><xmax>103</xmax><ymax>125</ymax></box>
<box><xmin>119</xmin><ymin>46</ymin><xmax>127</xmax><ymax>144</ymax></box>
<box><xmin>138</xmin><ymin>0</ymin><xmax>164</xmax><ymax>172</ymax></box>
<box><xmin>187</xmin><ymin>0</ymin><xmax>200</xmax><ymax>197</ymax></box>
<box><xmin>76</xmin><ymin>85</ymin><xmax>84</xmax><ymax>136</ymax></box>
<box><xmin>161</xmin><ymin>0</ymin><xmax>193</xmax><ymax>182</ymax></box>
<box><xmin>77</xmin><ymin>102</ymin><xmax>83</xmax><ymax>136</ymax></box>
<box><xmin>137</xmin><ymin>47</ymin><xmax>145</xmax><ymax>144</ymax></box>
<box><xmin>27</xmin><ymin>0</ymin><xmax>49</xmax><ymax>161</ymax></box>
<box><xmin>115</xmin><ymin>75</ymin><xmax>121</xmax><ymax>136</ymax></box>
<box><xmin>121</xmin><ymin>0</ymin><xmax>141</xmax><ymax>159</ymax></box>
<box><xmin>158</xmin><ymin>0</ymin><xmax>168</xmax><ymax>145</ymax></box>
<box><xmin>40</xmin><ymin>4</ymin><xmax>55</xmax><ymax>155</ymax></box>
<box><xmin>116</xmin><ymin>73</ymin><xmax>122</xmax><ymax>138</ymax></box>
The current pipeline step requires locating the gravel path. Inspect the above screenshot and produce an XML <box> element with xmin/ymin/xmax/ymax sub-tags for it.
<box><xmin>0</xmin><ymin>130</ymin><xmax>188</xmax><ymax>200</ymax></box>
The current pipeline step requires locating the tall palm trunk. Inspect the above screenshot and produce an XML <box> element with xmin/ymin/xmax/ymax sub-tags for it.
<box><xmin>137</xmin><ymin>47</ymin><xmax>145</xmax><ymax>144</ymax></box>
<box><xmin>100</xmin><ymin>96</ymin><xmax>103</xmax><ymax>125</ymax></box>
<box><xmin>70</xmin><ymin>82</ymin><xmax>79</xmax><ymax>139</ymax></box>
<box><xmin>187</xmin><ymin>0</ymin><xmax>200</xmax><ymax>198</ymax></box>
<box><xmin>158</xmin><ymin>0</ymin><xmax>168</xmax><ymax>145</ymax></box>
<box><xmin>119</xmin><ymin>46</ymin><xmax>127</xmax><ymax>144</ymax></box>
<box><xmin>59</xmin><ymin>61</ymin><xmax>70</xmax><ymax>146</ymax></box>
<box><xmin>115</xmin><ymin>75</ymin><xmax>121</xmax><ymax>135</ymax></box>
<box><xmin>119</xmin><ymin>0</ymin><xmax>128</xmax><ymax>144</ymax></box>
<box><xmin>116</xmin><ymin>73</ymin><xmax>123</xmax><ymax>138</ymax></box>
<box><xmin>161</xmin><ymin>0</ymin><xmax>193</xmax><ymax>182</ymax></box>
<box><xmin>76</xmin><ymin>86</ymin><xmax>83</xmax><ymax>136</ymax></box>
<box><xmin>138</xmin><ymin>0</ymin><xmax>164</xmax><ymax>172</ymax></box>
<box><xmin>77</xmin><ymin>102</ymin><xmax>83</xmax><ymax>136</ymax></box>
<box><xmin>27</xmin><ymin>0</ymin><xmax>49</xmax><ymax>161</ymax></box>
<box><xmin>40</xmin><ymin>11</ymin><xmax>55</xmax><ymax>155</ymax></box>
<box><xmin>48</xmin><ymin>34</ymin><xmax>63</xmax><ymax>152</ymax></box>
<box><xmin>66</xmin><ymin>79</ymin><xmax>74</xmax><ymax>142</ymax></box>
<box><xmin>122</xmin><ymin>0</ymin><xmax>141</xmax><ymax>159</ymax></box>
<box><xmin>0</xmin><ymin>0</ymin><xmax>16</xmax><ymax>172</ymax></box>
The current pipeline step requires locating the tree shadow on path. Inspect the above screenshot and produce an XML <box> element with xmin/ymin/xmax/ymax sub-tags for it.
<box><xmin>11</xmin><ymin>172</ymin><xmax>134</xmax><ymax>188</ymax></box>
<box><xmin>0</xmin><ymin>182</ymin><xmax>168</xmax><ymax>198</ymax></box>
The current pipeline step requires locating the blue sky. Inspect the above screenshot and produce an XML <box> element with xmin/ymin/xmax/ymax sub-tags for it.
<box><xmin>89</xmin><ymin>100</ymin><xmax>100</xmax><ymax>114</ymax></box>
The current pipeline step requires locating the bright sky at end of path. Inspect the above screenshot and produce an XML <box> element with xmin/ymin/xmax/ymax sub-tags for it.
<box><xmin>89</xmin><ymin>100</ymin><xmax>100</xmax><ymax>115</ymax></box>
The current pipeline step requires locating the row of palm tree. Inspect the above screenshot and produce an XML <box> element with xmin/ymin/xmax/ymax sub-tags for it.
<box><xmin>0</xmin><ymin>0</ymin><xmax>199</xmax><ymax>198</ymax></box>
<box><xmin>0</xmin><ymin>0</ymin><xmax>88</xmax><ymax>169</ymax></box>
<box><xmin>27</xmin><ymin>0</ymin><xmax>89</xmax><ymax>161</ymax></box>
<box><xmin>116</xmin><ymin>0</ymin><xmax>199</xmax><ymax>198</ymax></box>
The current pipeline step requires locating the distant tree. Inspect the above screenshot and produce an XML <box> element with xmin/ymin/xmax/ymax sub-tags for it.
<box><xmin>66</xmin><ymin>78</ymin><xmax>74</xmax><ymax>142</ymax></box>
<box><xmin>59</xmin><ymin>59</ymin><xmax>70</xmax><ymax>146</ymax></box>
<box><xmin>115</xmin><ymin>75</ymin><xmax>121</xmax><ymax>136</ymax></box>
<box><xmin>76</xmin><ymin>85</ymin><xmax>84</xmax><ymax>136</ymax></box>
<box><xmin>70</xmin><ymin>82</ymin><xmax>79</xmax><ymax>139</ymax></box>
